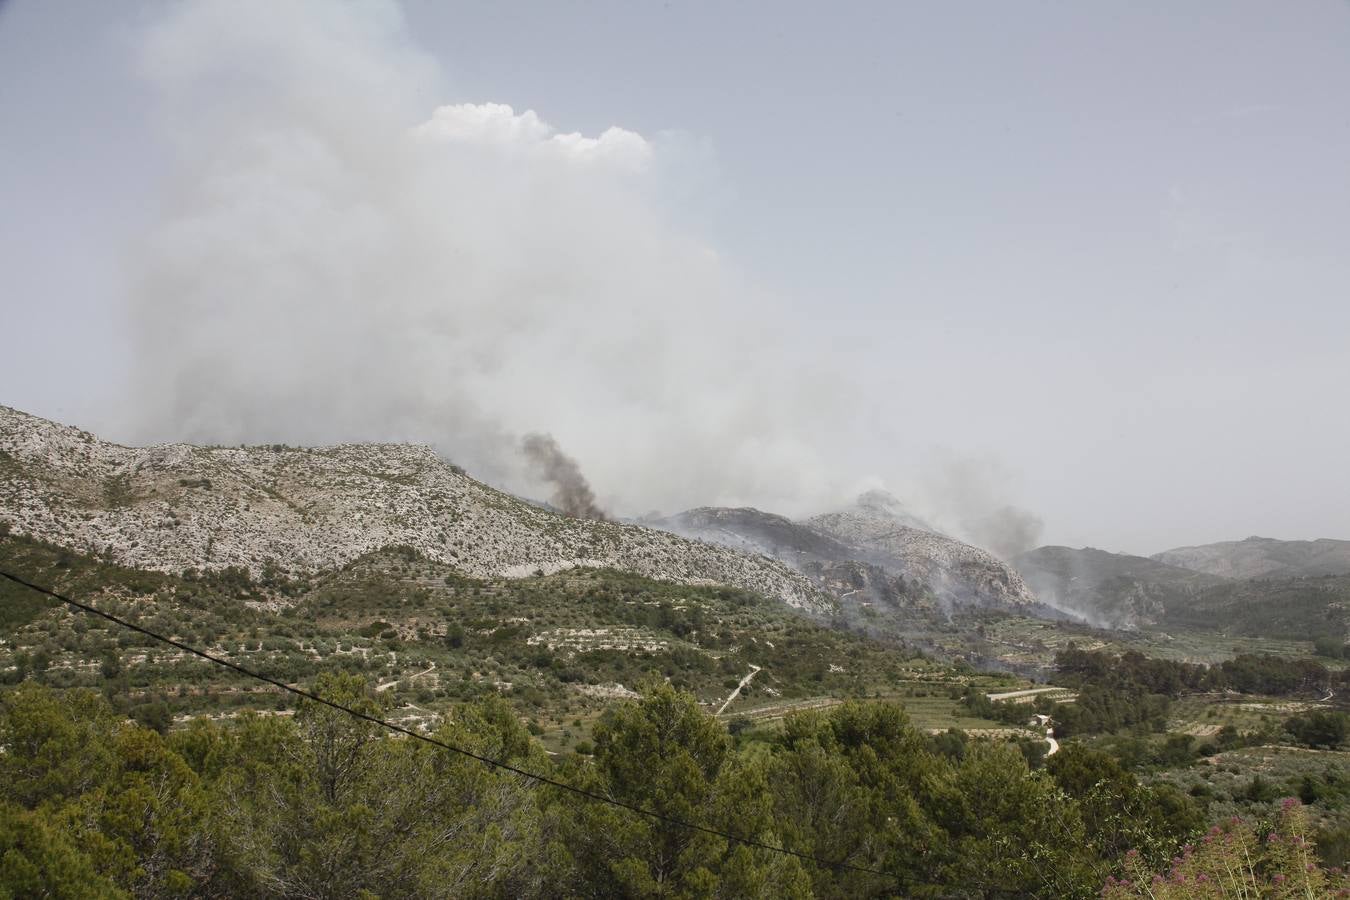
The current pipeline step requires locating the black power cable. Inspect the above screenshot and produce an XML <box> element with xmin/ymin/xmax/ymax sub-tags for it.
<box><xmin>0</xmin><ymin>567</ymin><xmax>895</xmax><ymax>882</ymax></box>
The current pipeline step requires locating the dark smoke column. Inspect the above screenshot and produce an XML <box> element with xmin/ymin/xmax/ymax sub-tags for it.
<box><xmin>520</xmin><ymin>433</ymin><xmax>609</xmax><ymax>521</ymax></box>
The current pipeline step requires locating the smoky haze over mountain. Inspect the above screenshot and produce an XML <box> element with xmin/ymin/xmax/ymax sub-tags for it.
<box><xmin>963</xmin><ymin>506</ymin><xmax>1045</xmax><ymax>562</ymax></box>
<box><xmin>123</xmin><ymin>0</ymin><xmax>858</xmax><ymax>524</ymax></box>
<box><xmin>116</xmin><ymin>0</ymin><xmax>1037</xmax><ymax>547</ymax></box>
<box><xmin>104</xmin><ymin>0</ymin><xmax>1095</xmax><ymax>568</ymax></box>
<box><xmin>904</xmin><ymin>458</ymin><xmax>1044</xmax><ymax>561</ymax></box>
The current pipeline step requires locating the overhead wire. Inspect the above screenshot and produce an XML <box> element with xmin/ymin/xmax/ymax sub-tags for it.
<box><xmin>0</xmin><ymin>567</ymin><xmax>896</xmax><ymax>882</ymax></box>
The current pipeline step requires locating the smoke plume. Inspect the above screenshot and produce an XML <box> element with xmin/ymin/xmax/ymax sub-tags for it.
<box><xmin>961</xmin><ymin>505</ymin><xmax>1045</xmax><ymax>561</ymax></box>
<box><xmin>521</xmin><ymin>433</ymin><xmax>607</xmax><ymax>520</ymax></box>
<box><xmin>908</xmin><ymin>456</ymin><xmax>1045</xmax><ymax>559</ymax></box>
<box><xmin>124</xmin><ymin>0</ymin><xmax>846</xmax><ymax>518</ymax></box>
<box><xmin>116</xmin><ymin>0</ymin><xmax>1049</xmax><ymax>542</ymax></box>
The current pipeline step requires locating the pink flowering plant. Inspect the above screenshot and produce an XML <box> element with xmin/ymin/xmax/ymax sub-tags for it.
<box><xmin>1101</xmin><ymin>798</ymin><xmax>1350</xmax><ymax>898</ymax></box>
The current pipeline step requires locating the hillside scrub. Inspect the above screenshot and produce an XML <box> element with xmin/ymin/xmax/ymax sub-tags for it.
<box><xmin>0</xmin><ymin>531</ymin><xmax>942</xmax><ymax>732</ymax></box>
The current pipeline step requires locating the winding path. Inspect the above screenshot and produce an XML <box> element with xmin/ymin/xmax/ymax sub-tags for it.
<box><xmin>716</xmin><ymin>665</ymin><xmax>761</xmax><ymax>716</ymax></box>
<box><xmin>375</xmin><ymin>661</ymin><xmax>437</xmax><ymax>693</ymax></box>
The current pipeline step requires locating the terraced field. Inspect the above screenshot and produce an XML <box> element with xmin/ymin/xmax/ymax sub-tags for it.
<box><xmin>951</xmin><ymin>614</ymin><xmax>1327</xmax><ymax>673</ymax></box>
<box><xmin>1</xmin><ymin>530</ymin><xmax>962</xmax><ymax>754</ymax></box>
<box><xmin>1168</xmin><ymin>693</ymin><xmax>1340</xmax><ymax>736</ymax></box>
<box><xmin>723</xmin><ymin>674</ymin><xmax>1029</xmax><ymax>734</ymax></box>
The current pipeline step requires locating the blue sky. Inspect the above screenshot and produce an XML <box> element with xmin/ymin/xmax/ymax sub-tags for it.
<box><xmin>2</xmin><ymin>0</ymin><xmax>1348</xmax><ymax>554</ymax></box>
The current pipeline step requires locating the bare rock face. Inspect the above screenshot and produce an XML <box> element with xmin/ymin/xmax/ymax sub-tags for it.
<box><xmin>802</xmin><ymin>492</ymin><xmax>1049</xmax><ymax>616</ymax></box>
<box><xmin>0</xmin><ymin>406</ymin><xmax>829</xmax><ymax>613</ymax></box>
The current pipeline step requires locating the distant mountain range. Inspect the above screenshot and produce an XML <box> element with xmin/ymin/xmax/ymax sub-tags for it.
<box><xmin>1012</xmin><ymin>546</ymin><xmax>1226</xmax><ymax>628</ymax></box>
<box><xmin>5</xmin><ymin>403</ymin><xmax>1347</xmax><ymax>643</ymax></box>
<box><xmin>1153</xmin><ymin>536</ymin><xmax>1350</xmax><ymax>580</ymax></box>
<box><xmin>0</xmin><ymin>406</ymin><xmax>1053</xmax><ymax>635</ymax></box>
<box><xmin>1012</xmin><ymin>542</ymin><xmax>1350</xmax><ymax>640</ymax></box>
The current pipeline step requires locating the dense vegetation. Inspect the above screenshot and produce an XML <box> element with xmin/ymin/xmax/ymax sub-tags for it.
<box><xmin>1161</xmin><ymin>574</ymin><xmax>1350</xmax><ymax>642</ymax></box>
<box><xmin>965</xmin><ymin>646</ymin><xmax>1342</xmax><ymax>740</ymax></box>
<box><xmin>1054</xmin><ymin>646</ymin><xmax>1333</xmax><ymax>699</ymax></box>
<box><xmin>4</xmin><ymin>530</ymin><xmax>1349</xmax><ymax>896</ymax></box>
<box><xmin>3</xmin><ymin>678</ymin><xmax>1292</xmax><ymax>899</ymax></box>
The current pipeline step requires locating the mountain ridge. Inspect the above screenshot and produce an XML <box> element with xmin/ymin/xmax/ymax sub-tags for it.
<box><xmin>653</xmin><ymin>495</ymin><xmax>1056</xmax><ymax>622</ymax></box>
<box><xmin>1013</xmin><ymin>545</ymin><xmax>1227</xmax><ymax>628</ymax></box>
<box><xmin>0</xmin><ymin>405</ymin><xmax>829</xmax><ymax>613</ymax></box>
<box><xmin>1153</xmin><ymin>536</ymin><xmax>1350</xmax><ymax>580</ymax></box>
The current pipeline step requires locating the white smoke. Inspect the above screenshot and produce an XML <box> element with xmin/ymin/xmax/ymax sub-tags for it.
<box><xmin>906</xmin><ymin>455</ymin><xmax>1045</xmax><ymax>559</ymax></box>
<box><xmin>127</xmin><ymin>0</ymin><xmax>846</xmax><ymax>516</ymax></box>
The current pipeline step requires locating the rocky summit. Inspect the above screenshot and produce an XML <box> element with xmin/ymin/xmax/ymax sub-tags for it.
<box><xmin>654</xmin><ymin>489</ymin><xmax>1052</xmax><ymax>620</ymax></box>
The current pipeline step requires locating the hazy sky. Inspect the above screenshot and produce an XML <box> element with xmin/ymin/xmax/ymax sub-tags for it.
<box><xmin>2</xmin><ymin>0</ymin><xmax>1348</xmax><ymax>555</ymax></box>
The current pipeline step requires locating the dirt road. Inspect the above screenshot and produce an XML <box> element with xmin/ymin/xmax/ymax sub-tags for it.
<box><xmin>716</xmin><ymin>665</ymin><xmax>761</xmax><ymax>715</ymax></box>
<box><xmin>376</xmin><ymin>661</ymin><xmax>436</xmax><ymax>693</ymax></box>
<box><xmin>986</xmin><ymin>686</ymin><xmax>1063</xmax><ymax>702</ymax></box>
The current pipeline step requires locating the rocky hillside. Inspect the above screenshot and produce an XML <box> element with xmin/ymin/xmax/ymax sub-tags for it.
<box><xmin>655</xmin><ymin>491</ymin><xmax>1054</xmax><ymax>621</ymax></box>
<box><xmin>0</xmin><ymin>406</ymin><xmax>828</xmax><ymax>612</ymax></box>
<box><xmin>1013</xmin><ymin>545</ymin><xmax>1227</xmax><ymax>628</ymax></box>
<box><xmin>803</xmin><ymin>492</ymin><xmax>1053</xmax><ymax>617</ymax></box>
<box><xmin>653</xmin><ymin>506</ymin><xmax>854</xmax><ymax>571</ymax></box>
<box><xmin>1153</xmin><ymin>536</ymin><xmax>1350</xmax><ymax>580</ymax></box>
<box><xmin>652</xmin><ymin>505</ymin><xmax>928</xmax><ymax>624</ymax></box>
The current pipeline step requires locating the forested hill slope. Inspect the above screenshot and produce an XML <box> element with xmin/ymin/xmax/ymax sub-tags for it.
<box><xmin>1153</xmin><ymin>536</ymin><xmax>1350</xmax><ymax>579</ymax></box>
<box><xmin>1159</xmin><ymin>574</ymin><xmax>1350</xmax><ymax>642</ymax></box>
<box><xmin>0</xmin><ymin>405</ymin><xmax>827</xmax><ymax>612</ymax></box>
<box><xmin>1013</xmin><ymin>545</ymin><xmax>1226</xmax><ymax>628</ymax></box>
